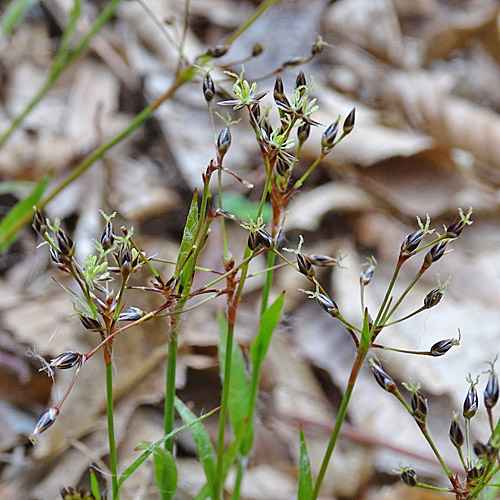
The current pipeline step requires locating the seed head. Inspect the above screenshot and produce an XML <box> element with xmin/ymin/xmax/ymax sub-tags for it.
<box><xmin>256</xmin><ymin>229</ymin><xmax>273</xmax><ymax>249</ymax></box>
<box><xmin>369</xmin><ymin>358</ymin><xmax>398</xmax><ymax>394</ymax></box>
<box><xmin>446</xmin><ymin>218</ymin><xmax>466</xmax><ymax>238</ymax></box>
<box><xmin>449</xmin><ymin>416</ymin><xmax>464</xmax><ymax>447</ymax></box>
<box><xmin>273</xmin><ymin>76</ymin><xmax>285</xmax><ymax>102</ymax></box>
<box><xmin>217</xmin><ymin>127</ymin><xmax>232</xmax><ymax>163</ymax></box>
<box><xmin>56</xmin><ymin>229</ymin><xmax>75</xmax><ymax>258</ymax></box>
<box><xmin>484</xmin><ymin>370</ymin><xmax>499</xmax><ymax>409</ymax></box>
<box><xmin>423</xmin><ymin>241</ymin><xmax>448</xmax><ymax>269</ymax></box>
<box><xmin>80</xmin><ymin>315</ymin><xmax>102</xmax><ymax>332</ymax></box>
<box><xmin>247</xmin><ymin>232</ymin><xmax>260</xmax><ymax>251</ymax></box>
<box><xmin>118</xmin><ymin>307</ymin><xmax>145</xmax><ymax>321</ymax></box>
<box><xmin>295</xmin><ymin>71</ymin><xmax>306</xmax><ymax>97</ymax></box>
<box><xmin>424</xmin><ymin>288</ymin><xmax>443</xmax><ymax>309</ymax></box>
<box><xmin>400</xmin><ymin>229</ymin><xmax>423</xmax><ymax>257</ymax></box>
<box><xmin>203</xmin><ymin>74</ymin><xmax>215</xmax><ymax>102</ymax></box>
<box><xmin>30</xmin><ymin>407</ymin><xmax>59</xmax><ymax>443</ymax></box>
<box><xmin>321</xmin><ymin>119</ymin><xmax>339</xmax><ymax>153</ymax></box>
<box><xmin>297</xmin><ymin>121</ymin><xmax>310</xmax><ymax>143</ymax></box>
<box><xmin>100</xmin><ymin>221</ymin><xmax>114</xmax><ymax>251</ymax></box>
<box><xmin>49</xmin><ymin>351</ymin><xmax>83</xmax><ymax>369</ymax></box>
<box><xmin>463</xmin><ymin>384</ymin><xmax>478</xmax><ymax>419</ymax></box>
<box><xmin>401</xmin><ymin>469</ymin><xmax>418</xmax><ymax>487</ymax></box>
<box><xmin>307</xmin><ymin>254</ymin><xmax>338</xmax><ymax>267</ymax></box>
<box><xmin>343</xmin><ymin>108</ymin><xmax>355</xmax><ymax>135</ymax></box>
<box><xmin>32</xmin><ymin>210</ymin><xmax>47</xmax><ymax>235</ymax></box>
<box><xmin>411</xmin><ymin>390</ymin><xmax>428</xmax><ymax>424</ymax></box>
<box><xmin>316</xmin><ymin>293</ymin><xmax>339</xmax><ymax>317</ymax></box>
<box><xmin>297</xmin><ymin>254</ymin><xmax>315</xmax><ymax>279</ymax></box>
<box><xmin>430</xmin><ymin>338</ymin><xmax>455</xmax><ymax>356</ymax></box>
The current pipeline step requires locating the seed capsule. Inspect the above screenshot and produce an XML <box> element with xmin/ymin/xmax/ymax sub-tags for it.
<box><xmin>250</xmin><ymin>103</ymin><xmax>261</xmax><ymax>123</ymax></box>
<box><xmin>297</xmin><ymin>254</ymin><xmax>314</xmax><ymax>279</ymax></box>
<box><xmin>276</xmin><ymin>155</ymin><xmax>290</xmax><ymax>177</ymax></box>
<box><xmin>118</xmin><ymin>307</ymin><xmax>145</xmax><ymax>321</ymax></box>
<box><xmin>424</xmin><ymin>288</ymin><xmax>443</xmax><ymax>309</ymax></box>
<box><xmin>343</xmin><ymin>108</ymin><xmax>355</xmax><ymax>135</ymax></box>
<box><xmin>360</xmin><ymin>266</ymin><xmax>375</xmax><ymax>286</ymax></box>
<box><xmin>401</xmin><ymin>469</ymin><xmax>418</xmax><ymax>487</ymax></box>
<box><xmin>32</xmin><ymin>210</ymin><xmax>47</xmax><ymax>235</ymax></box>
<box><xmin>321</xmin><ymin>120</ymin><xmax>339</xmax><ymax>153</ymax></box>
<box><xmin>474</xmin><ymin>441</ymin><xmax>489</xmax><ymax>459</ymax></box>
<box><xmin>430</xmin><ymin>338</ymin><xmax>454</xmax><ymax>356</ymax></box>
<box><xmin>484</xmin><ymin>370</ymin><xmax>499</xmax><ymax>409</ymax></box>
<box><xmin>297</xmin><ymin>122</ymin><xmax>310</xmax><ymax>144</ymax></box>
<box><xmin>247</xmin><ymin>232</ymin><xmax>260</xmax><ymax>251</ymax></box>
<box><xmin>411</xmin><ymin>390</ymin><xmax>428</xmax><ymax>424</ymax></box>
<box><xmin>463</xmin><ymin>384</ymin><xmax>478</xmax><ymax>419</ymax></box>
<box><xmin>100</xmin><ymin>221</ymin><xmax>114</xmax><ymax>251</ymax></box>
<box><xmin>273</xmin><ymin>76</ymin><xmax>285</xmax><ymax>102</ymax></box>
<box><xmin>49</xmin><ymin>351</ymin><xmax>83</xmax><ymax>369</ymax></box>
<box><xmin>80</xmin><ymin>315</ymin><xmax>101</xmax><ymax>332</ymax></box>
<box><xmin>117</xmin><ymin>243</ymin><xmax>132</xmax><ymax>277</ymax></box>
<box><xmin>295</xmin><ymin>71</ymin><xmax>306</xmax><ymax>97</ymax></box>
<box><xmin>217</xmin><ymin>127</ymin><xmax>232</xmax><ymax>163</ymax></box>
<box><xmin>370</xmin><ymin>359</ymin><xmax>397</xmax><ymax>394</ymax></box>
<box><xmin>56</xmin><ymin>229</ymin><xmax>75</xmax><ymax>258</ymax></box>
<box><xmin>307</xmin><ymin>254</ymin><xmax>338</xmax><ymax>267</ymax></box>
<box><xmin>256</xmin><ymin>229</ymin><xmax>273</xmax><ymax>249</ymax></box>
<box><xmin>449</xmin><ymin>417</ymin><xmax>464</xmax><ymax>447</ymax></box>
<box><xmin>203</xmin><ymin>74</ymin><xmax>215</xmax><ymax>102</ymax></box>
<box><xmin>423</xmin><ymin>241</ymin><xmax>448</xmax><ymax>269</ymax></box>
<box><xmin>400</xmin><ymin>229</ymin><xmax>423</xmax><ymax>257</ymax></box>
<box><xmin>316</xmin><ymin>293</ymin><xmax>339</xmax><ymax>317</ymax></box>
<box><xmin>446</xmin><ymin>218</ymin><xmax>466</xmax><ymax>238</ymax></box>
<box><xmin>31</xmin><ymin>407</ymin><xmax>59</xmax><ymax>440</ymax></box>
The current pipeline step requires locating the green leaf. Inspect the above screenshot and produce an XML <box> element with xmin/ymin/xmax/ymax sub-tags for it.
<box><xmin>0</xmin><ymin>181</ymin><xmax>36</xmax><ymax>194</ymax></box>
<box><xmin>117</xmin><ymin>406</ymin><xmax>218</xmax><ymax>491</ymax></box>
<box><xmin>0</xmin><ymin>174</ymin><xmax>50</xmax><ymax>252</ymax></box>
<box><xmin>217</xmin><ymin>312</ymin><xmax>250</xmax><ymax>435</ymax></box>
<box><xmin>219</xmin><ymin>192</ymin><xmax>272</xmax><ymax>224</ymax></box>
<box><xmin>174</xmin><ymin>397</ymin><xmax>217</xmax><ymax>492</ymax></box>
<box><xmin>153</xmin><ymin>448</ymin><xmax>177</xmax><ymax>500</ymax></box>
<box><xmin>250</xmin><ymin>292</ymin><xmax>284</xmax><ymax>374</ymax></box>
<box><xmin>89</xmin><ymin>468</ymin><xmax>100</xmax><ymax>499</ymax></box>
<box><xmin>298</xmin><ymin>428</ymin><xmax>312</xmax><ymax>500</ymax></box>
<box><xmin>0</xmin><ymin>0</ymin><xmax>39</xmax><ymax>37</ymax></box>
<box><xmin>176</xmin><ymin>189</ymin><xmax>199</xmax><ymax>288</ymax></box>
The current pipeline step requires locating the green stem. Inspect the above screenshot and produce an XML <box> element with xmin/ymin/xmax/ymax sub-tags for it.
<box><xmin>164</xmin><ymin>323</ymin><xmax>179</xmax><ymax>452</ymax></box>
<box><xmin>232</xmin><ymin>456</ymin><xmax>245</xmax><ymax>500</ymax></box>
<box><xmin>419</xmin><ymin>424</ymin><xmax>455</xmax><ymax>485</ymax></box>
<box><xmin>215</xmin><ymin>321</ymin><xmax>235</xmax><ymax>499</ymax></box>
<box><xmin>311</xmin><ymin>347</ymin><xmax>368</xmax><ymax>500</ymax></box>
<box><xmin>415</xmin><ymin>483</ymin><xmax>452</xmax><ymax>492</ymax></box>
<box><xmin>260</xmin><ymin>251</ymin><xmax>275</xmax><ymax>314</ymax></box>
<box><xmin>373</xmin><ymin>263</ymin><xmax>401</xmax><ymax>329</ymax></box>
<box><xmin>106</xmin><ymin>362</ymin><xmax>119</xmax><ymax>500</ymax></box>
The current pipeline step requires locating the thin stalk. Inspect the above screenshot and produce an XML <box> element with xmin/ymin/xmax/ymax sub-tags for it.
<box><xmin>418</xmin><ymin>424</ymin><xmax>455</xmax><ymax>485</ymax></box>
<box><xmin>260</xmin><ymin>251</ymin><xmax>275</xmax><ymax>314</ymax></box>
<box><xmin>232</xmin><ymin>456</ymin><xmax>245</xmax><ymax>500</ymax></box>
<box><xmin>415</xmin><ymin>483</ymin><xmax>452</xmax><ymax>492</ymax></box>
<box><xmin>106</xmin><ymin>362</ymin><xmax>119</xmax><ymax>500</ymax></box>
<box><xmin>311</xmin><ymin>347</ymin><xmax>368</xmax><ymax>500</ymax></box>
<box><xmin>164</xmin><ymin>320</ymin><xmax>179</xmax><ymax>452</ymax></box>
<box><xmin>215</xmin><ymin>321</ymin><xmax>235</xmax><ymax>499</ymax></box>
<box><xmin>291</xmin><ymin>154</ymin><xmax>323</xmax><ymax>192</ymax></box>
<box><xmin>372</xmin><ymin>263</ymin><xmax>401</xmax><ymax>329</ymax></box>
<box><xmin>466</xmin><ymin>417</ymin><xmax>472</xmax><ymax>469</ymax></box>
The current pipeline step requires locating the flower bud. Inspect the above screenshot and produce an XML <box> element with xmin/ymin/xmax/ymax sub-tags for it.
<box><xmin>32</xmin><ymin>210</ymin><xmax>47</xmax><ymax>235</ymax></box>
<box><xmin>206</xmin><ymin>44</ymin><xmax>229</xmax><ymax>58</ymax></box>
<box><xmin>463</xmin><ymin>384</ymin><xmax>478</xmax><ymax>419</ymax></box>
<box><xmin>297</xmin><ymin>254</ymin><xmax>314</xmax><ymax>279</ymax></box>
<box><xmin>307</xmin><ymin>255</ymin><xmax>338</xmax><ymax>267</ymax></box>
<box><xmin>276</xmin><ymin>155</ymin><xmax>290</xmax><ymax>177</ymax></box>
<box><xmin>484</xmin><ymin>370</ymin><xmax>499</xmax><ymax>409</ymax></box>
<box><xmin>118</xmin><ymin>307</ymin><xmax>145</xmax><ymax>321</ymax></box>
<box><xmin>321</xmin><ymin>120</ymin><xmax>339</xmax><ymax>153</ymax></box>
<box><xmin>256</xmin><ymin>229</ymin><xmax>273</xmax><ymax>249</ymax></box>
<box><xmin>423</xmin><ymin>241</ymin><xmax>448</xmax><ymax>269</ymax></box>
<box><xmin>343</xmin><ymin>108</ymin><xmax>355</xmax><ymax>135</ymax></box>
<box><xmin>203</xmin><ymin>74</ymin><xmax>215</xmax><ymax>102</ymax></box>
<box><xmin>370</xmin><ymin>358</ymin><xmax>398</xmax><ymax>393</ymax></box>
<box><xmin>297</xmin><ymin>121</ymin><xmax>310</xmax><ymax>143</ymax></box>
<box><xmin>217</xmin><ymin>127</ymin><xmax>231</xmax><ymax>163</ymax></box>
<box><xmin>30</xmin><ymin>407</ymin><xmax>59</xmax><ymax>443</ymax></box>
<box><xmin>80</xmin><ymin>315</ymin><xmax>102</xmax><ymax>332</ymax></box>
<box><xmin>360</xmin><ymin>266</ymin><xmax>374</xmax><ymax>286</ymax></box>
<box><xmin>411</xmin><ymin>390</ymin><xmax>428</xmax><ymax>424</ymax></box>
<box><xmin>100</xmin><ymin>221</ymin><xmax>114</xmax><ymax>251</ymax></box>
<box><xmin>250</xmin><ymin>103</ymin><xmax>261</xmax><ymax>123</ymax></box>
<box><xmin>449</xmin><ymin>416</ymin><xmax>464</xmax><ymax>447</ymax></box>
<box><xmin>474</xmin><ymin>441</ymin><xmax>489</xmax><ymax>459</ymax></box>
<box><xmin>117</xmin><ymin>243</ymin><xmax>132</xmax><ymax>277</ymax></box>
<box><xmin>424</xmin><ymin>288</ymin><xmax>443</xmax><ymax>309</ymax></box>
<box><xmin>49</xmin><ymin>351</ymin><xmax>83</xmax><ymax>369</ymax></box>
<box><xmin>400</xmin><ymin>230</ymin><xmax>423</xmax><ymax>257</ymax></box>
<box><xmin>316</xmin><ymin>293</ymin><xmax>339</xmax><ymax>317</ymax></box>
<box><xmin>56</xmin><ymin>229</ymin><xmax>75</xmax><ymax>258</ymax></box>
<box><xmin>446</xmin><ymin>218</ymin><xmax>466</xmax><ymax>238</ymax></box>
<box><xmin>247</xmin><ymin>232</ymin><xmax>260</xmax><ymax>251</ymax></box>
<box><xmin>252</xmin><ymin>43</ymin><xmax>263</xmax><ymax>57</ymax></box>
<box><xmin>273</xmin><ymin>76</ymin><xmax>285</xmax><ymax>102</ymax></box>
<box><xmin>295</xmin><ymin>71</ymin><xmax>306</xmax><ymax>97</ymax></box>
<box><xmin>401</xmin><ymin>469</ymin><xmax>417</xmax><ymax>487</ymax></box>
<box><xmin>430</xmin><ymin>338</ymin><xmax>455</xmax><ymax>356</ymax></box>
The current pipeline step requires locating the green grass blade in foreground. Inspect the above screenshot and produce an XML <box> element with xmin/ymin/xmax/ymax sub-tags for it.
<box><xmin>117</xmin><ymin>406</ymin><xmax>218</xmax><ymax>490</ymax></box>
<box><xmin>176</xmin><ymin>189</ymin><xmax>199</xmax><ymax>287</ymax></box>
<box><xmin>0</xmin><ymin>0</ymin><xmax>39</xmax><ymax>37</ymax></box>
<box><xmin>153</xmin><ymin>448</ymin><xmax>178</xmax><ymax>500</ymax></box>
<box><xmin>90</xmin><ymin>468</ymin><xmax>101</xmax><ymax>499</ymax></box>
<box><xmin>0</xmin><ymin>174</ymin><xmax>50</xmax><ymax>252</ymax></box>
<box><xmin>298</xmin><ymin>428</ymin><xmax>313</xmax><ymax>500</ymax></box>
<box><xmin>217</xmin><ymin>312</ymin><xmax>250</xmax><ymax>435</ymax></box>
<box><xmin>174</xmin><ymin>397</ymin><xmax>217</xmax><ymax>493</ymax></box>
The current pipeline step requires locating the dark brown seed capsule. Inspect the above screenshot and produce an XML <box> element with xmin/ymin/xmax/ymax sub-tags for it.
<box><xmin>321</xmin><ymin>119</ymin><xmax>339</xmax><ymax>153</ymax></box>
<box><xmin>297</xmin><ymin>254</ymin><xmax>314</xmax><ymax>279</ymax></box>
<box><xmin>370</xmin><ymin>359</ymin><xmax>397</xmax><ymax>394</ymax></box>
<box><xmin>252</xmin><ymin>43</ymin><xmax>263</xmax><ymax>57</ymax></box>
<box><xmin>307</xmin><ymin>254</ymin><xmax>338</xmax><ymax>267</ymax></box>
<box><xmin>411</xmin><ymin>390</ymin><xmax>428</xmax><ymax>424</ymax></box>
<box><xmin>217</xmin><ymin>127</ymin><xmax>232</xmax><ymax>162</ymax></box>
<box><xmin>273</xmin><ymin>77</ymin><xmax>285</xmax><ymax>102</ymax></box>
<box><xmin>247</xmin><ymin>232</ymin><xmax>260</xmax><ymax>251</ymax></box>
<box><xmin>261</xmin><ymin>118</ymin><xmax>273</xmax><ymax>139</ymax></box>
<box><xmin>49</xmin><ymin>351</ymin><xmax>83</xmax><ymax>369</ymax></box>
<box><xmin>446</xmin><ymin>218</ymin><xmax>466</xmax><ymax>238</ymax></box>
<box><xmin>56</xmin><ymin>229</ymin><xmax>75</xmax><ymax>258</ymax></box>
<box><xmin>484</xmin><ymin>371</ymin><xmax>499</xmax><ymax>409</ymax></box>
<box><xmin>430</xmin><ymin>338</ymin><xmax>454</xmax><ymax>356</ymax></box>
<box><xmin>206</xmin><ymin>44</ymin><xmax>229</xmax><ymax>58</ymax></box>
<box><xmin>80</xmin><ymin>315</ymin><xmax>101</xmax><ymax>332</ymax></box>
<box><xmin>424</xmin><ymin>288</ymin><xmax>443</xmax><ymax>309</ymax></box>
<box><xmin>463</xmin><ymin>384</ymin><xmax>478</xmax><ymax>419</ymax></box>
<box><xmin>256</xmin><ymin>229</ymin><xmax>273</xmax><ymax>249</ymax></box>
<box><xmin>100</xmin><ymin>221</ymin><xmax>114</xmax><ymax>251</ymax></box>
<box><xmin>449</xmin><ymin>417</ymin><xmax>464</xmax><ymax>447</ymax></box>
<box><xmin>32</xmin><ymin>407</ymin><xmax>59</xmax><ymax>436</ymax></box>
<box><xmin>423</xmin><ymin>241</ymin><xmax>448</xmax><ymax>269</ymax></box>
<box><xmin>467</xmin><ymin>467</ymin><xmax>482</xmax><ymax>481</ymax></box>
<box><xmin>297</xmin><ymin>121</ymin><xmax>310</xmax><ymax>143</ymax></box>
<box><xmin>401</xmin><ymin>469</ymin><xmax>417</xmax><ymax>487</ymax></box>
<box><xmin>118</xmin><ymin>307</ymin><xmax>145</xmax><ymax>321</ymax></box>
<box><xmin>316</xmin><ymin>293</ymin><xmax>339</xmax><ymax>317</ymax></box>
<box><xmin>117</xmin><ymin>243</ymin><xmax>132</xmax><ymax>277</ymax></box>
<box><xmin>32</xmin><ymin>210</ymin><xmax>47</xmax><ymax>235</ymax></box>
<box><xmin>343</xmin><ymin>108</ymin><xmax>355</xmax><ymax>135</ymax></box>
<box><xmin>203</xmin><ymin>74</ymin><xmax>215</xmax><ymax>102</ymax></box>
<box><xmin>49</xmin><ymin>247</ymin><xmax>66</xmax><ymax>269</ymax></box>
<box><xmin>295</xmin><ymin>71</ymin><xmax>306</xmax><ymax>97</ymax></box>
<box><xmin>400</xmin><ymin>230</ymin><xmax>423</xmax><ymax>257</ymax></box>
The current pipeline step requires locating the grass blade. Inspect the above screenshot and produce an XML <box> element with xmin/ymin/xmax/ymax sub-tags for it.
<box><xmin>298</xmin><ymin>428</ymin><xmax>313</xmax><ymax>500</ymax></box>
<box><xmin>174</xmin><ymin>397</ymin><xmax>217</xmax><ymax>492</ymax></box>
<box><xmin>0</xmin><ymin>0</ymin><xmax>39</xmax><ymax>37</ymax></box>
<box><xmin>89</xmin><ymin>468</ymin><xmax>101</xmax><ymax>499</ymax></box>
<box><xmin>176</xmin><ymin>189</ymin><xmax>199</xmax><ymax>287</ymax></box>
<box><xmin>0</xmin><ymin>174</ymin><xmax>50</xmax><ymax>252</ymax></box>
<box><xmin>153</xmin><ymin>448</ymin><xmax>178</xmax><ymax>500</ymax></box>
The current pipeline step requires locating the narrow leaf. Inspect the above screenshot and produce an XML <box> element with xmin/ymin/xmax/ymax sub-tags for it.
<box><xmin>218</xmin><ymin>312</ymin><xmax>250</xmax><ymax>435</ymax></box>
<box><xmin>298</xmin><ymin>428</ymin><xmax>313</xmax><ymax>500</ymax></box>
<box><xmin>89</xmin><ymin>468</ymin><xmax>100</xmax><ymax>500</ymax></box>
<box><xmin>153</xmin><ymin>448</ymin><xmax>177</xmax><ymax>500</ymax></box>
<box><xmin>0</xmin><ymin>174</ymin><xmax>50</xmax><ymax>252</ymax></box>
<box><xmin>0</xmin><ymin>0</ymin><xmax>39</xmax><ymax>37</ymax></box>
<box><xmin>174</xmin><ymin>397</ymin><xmax>217</xmax><ymax>492</ymax></box>
<box><xmin>176</xmin><ymin>189</ymin><xmax>199</xmax><ymax>288</ymax></box>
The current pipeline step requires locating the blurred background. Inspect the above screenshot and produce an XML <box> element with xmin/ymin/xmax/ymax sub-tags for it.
<box><xmin>1</xmin><ymin>0</ymin><xmax>500</xmax><ymax>498</ymax></box>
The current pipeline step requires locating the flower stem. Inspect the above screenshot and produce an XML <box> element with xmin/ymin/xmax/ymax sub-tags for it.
<box><xmin>106</xmin><ymin>362</ymin><xmax>119</xmax><ymax>500</ymax></box>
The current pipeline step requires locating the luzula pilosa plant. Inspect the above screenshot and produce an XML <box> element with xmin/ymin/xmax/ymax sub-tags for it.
<box><xmin>28</xmin><ymin>63</ymin><xmax>482</xmax><ymax>500</ymax></box>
